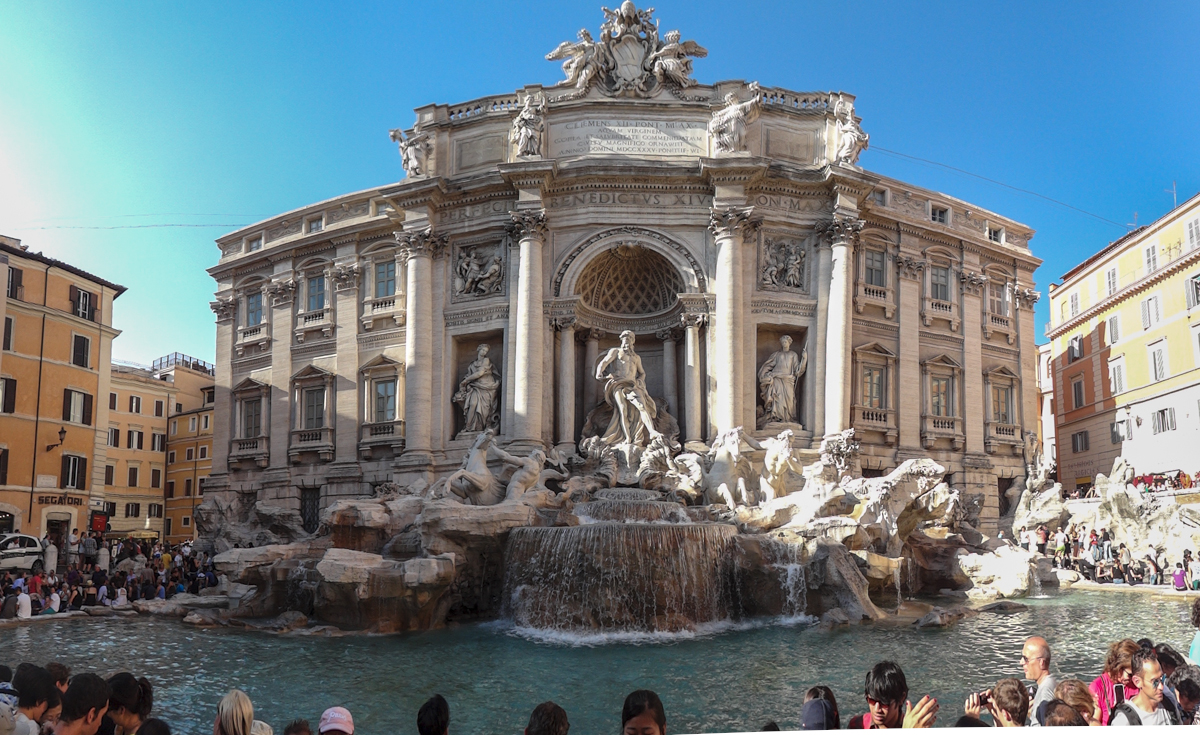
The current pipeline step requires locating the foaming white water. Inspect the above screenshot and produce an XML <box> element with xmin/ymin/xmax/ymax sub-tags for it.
<box><xmin>487</xmin><ymin>614</ymin><xmax>816</xmax><ymax>647</ymax></box>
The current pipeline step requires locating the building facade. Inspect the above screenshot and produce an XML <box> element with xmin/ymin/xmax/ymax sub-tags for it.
<box><xmin>205</xmin><ymin>4</ymin><xmax>1041</xmax><ymax>534</ymax></box>
<box><xmin>103</xmin><ymin>363</ymin><xmax>172</xmax><ymax>538</ymax></box>
<box><xmin>1047</xmin><ymin>193</ymin><xmax>1200</xmax><ymax>493</ymax></box>
<box><xmin>0</xmin><ymin>235</ymin><xmax>125</xmax><ymax>541</ymax></box>
<box><xmin>162</xmin><ymin>354</ymin><xmax>215</xmax><ymax>543</ymax></box>
<box><xmin>1036</xmin><ymin>342</ymin><xmax>1056</xmax><ymax>476</ymax></box>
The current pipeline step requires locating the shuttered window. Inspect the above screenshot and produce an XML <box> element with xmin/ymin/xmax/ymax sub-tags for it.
<box><xmin>1152</xmin><ymin>408</ymin><xmax>1177</xmax><ymax>434</ymax></box>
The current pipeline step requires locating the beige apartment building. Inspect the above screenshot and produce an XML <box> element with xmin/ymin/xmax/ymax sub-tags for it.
<box><xmin>104</xmin><ymin>363</ymin><xmax>171</xmax><ymax>538</ymax></box>
<box><xmin>161</xmin><ymin>354</ymin><xmax>215</xmax><ymax>542</ymax></box>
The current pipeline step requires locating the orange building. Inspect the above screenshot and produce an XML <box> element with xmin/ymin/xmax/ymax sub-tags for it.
<box><xmin>0</xmin><ymin>235</ymin><xmax>125</xmax><ymax>543</ymax></box>
<box><xmin>159</xmin><ymin>354</ymin><xmax>214</xmax><ymax>542</ymax></box>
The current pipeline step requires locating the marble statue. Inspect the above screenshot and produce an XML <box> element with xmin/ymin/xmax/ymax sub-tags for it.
<box><xmin>511</xmin><ymin>93</ymin><xmax>546</xmax><ymax>158</ymax></box>
<box><xmin>760</xmin><ymin>238</ymin><xmax>806</xmax><ymax>291</ymax></box>
<box><xmin>389</xmin><ymin>127</ymin><xmax>430</xmax><ymax>177</ymax></box>
<box><xmin>453</xmin><ymin>345</ymin><xmax>501</xmax><ymax>434</ymax></box>
<box><xmin>546</xmin><ymin>29</ymin><xmax>608</xmax><ymax>92</ymax></box>
<box><xmin>703</xmin><ymin>427</ymin><xmax>757</xmax><ymax>507</ymax></box>
<box><xmin>442</xmin><ymin>430</ymin><xmax>505</xmax><ymax>506</ymax></box>
<box><xmin>647</xmin><ymin>30</ymin><xmax>707</xmax><ymax>88</ymax></box>
<box><xmin>595</xmin><ymin>330</ymin><xmax>661</xmax><ymax>447</ymax></box>
<box><xmin>820</xmin><ymin>428</ymin><xmax>860</xmax><ymax>477</ymax></box>
<box><xmin>759</xmin><ymin>429</ymin><xmax>802</xmax><ymax>502</ymax></box>
<box><xmin>757</xmin><ymin>335</ymin><xmax>808</xmax><ymax>428</ymax></box>
<box><xmin>489</xmin><ymin>444</ymin><xmax>551</xmax><ymax>501</ymax></box>
<box><xmin>834</xmin><ymin>98</ymin><xmax>869</xmax><ymax>167</ymax></box>
<box><xmin>708</xmin><ymin>83</ymin><xmax>761</xmax><ymax>154</ymax></box>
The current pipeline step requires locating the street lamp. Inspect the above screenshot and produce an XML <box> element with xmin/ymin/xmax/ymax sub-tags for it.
<box><xmin>46</xmin><ymin>426</ymin><xmax>67</xmax><ymax>452</ymax></box>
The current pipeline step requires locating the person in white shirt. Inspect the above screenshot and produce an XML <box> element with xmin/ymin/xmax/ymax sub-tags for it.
<box><xmin>113</xmin><ymin>586</ymin><xmax>128</xmax><ymax>607</ymax></box>
<box><xmin>68</xmin><ymin>529</ymin><xmax>80</xmax><ymax>565</ymax></box>
<box><xmin>41</xmin><ymin>589</ymin><xmax>61</xmax><ymax>614</ymax></box>
<box><xmin>1188</xmin><ymin>557</ymin><xmax>1200</xmax><ymax>591</ymax></box>
<box><xmin>1109</xmin><ymin>648</ymin><xmax>1181</xmax><ymax>726</ymax></box>
<box><xmin>96</xmin><ymin>583</ymin><xmax>109</xmax><ymax>606</ymax></box>
<box><xmin>16</xmin><ymin>590</ymin><xmax>31</xmax><ymax>619</ymax></box>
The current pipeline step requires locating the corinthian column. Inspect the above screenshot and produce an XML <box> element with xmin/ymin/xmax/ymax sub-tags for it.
<box><xmin>554</xmin><ymin>317</ymin><xmax>577</xmax><ymax>450</ymax></box>
<box><xmin>397</xmin><ymin>228</ymin><xmax>445</xmax><ymax>458</ymax></box>
<box><xmin>680</xmin><ymin>313</ymin><xmax>705</xmax><ymax>442</ymax></box>
<box><xmin>818</xmin><ymin>215</ymin><xmax>864</xmax><ymax>435</ymax></box>
<box><xmin>656</xmin><ymin>327</ymin><xmax>680</xmax><ymax>416</ymax></box>
<box><xmin>583</xmin><ymin>329</ymin><xmax>603</xmax><ymax>417</ymax></box>
<box><xmin>510</xmin><ymin>209</ymin><xmax>548</xmax><ymax>448</ymax></box>
<box><xmin>709</xmin><ymin>206</ymin><xmax>758</xmax><ymax>434</ymax></box>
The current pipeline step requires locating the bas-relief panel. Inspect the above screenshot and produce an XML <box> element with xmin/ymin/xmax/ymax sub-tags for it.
<box><xmin>451</xmin><ymin>240</ymin><xmax>507</xmax><ymax>303</ymax></box>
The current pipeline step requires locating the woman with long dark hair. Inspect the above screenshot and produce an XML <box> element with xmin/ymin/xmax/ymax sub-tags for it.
<box><xmin>107</xmin><ymin>673</ymin><xmax>153</xmax><ymax>735</ymax></box>
<box><xmin>622</xmin><ymin>691</ymin><xmax>666</xmax><ymax>735</ymax></box>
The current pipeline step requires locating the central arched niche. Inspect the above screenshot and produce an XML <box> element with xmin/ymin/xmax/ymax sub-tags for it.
<box><xmin>574</xmin><ymin>244</ymin><xmax>684</xmax><ymax>316</ymax></box>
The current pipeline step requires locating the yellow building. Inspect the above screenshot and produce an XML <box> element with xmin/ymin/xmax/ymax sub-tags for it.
<box><xmin>0</xmin><ymin>235</ymin><xmax>125</xmax><ymax>541</ymax></box>
<box><xmin>159</xmin><ymin>354</ymin><xmax>214</xmax><ymax>542</ymax></box>
<box><xmin>104</xmin><ymin>363</ymin><xmax>173</xmax><ymax>538</ymax></box>
<box><xmin>1047</xmin><ymin>193</ymin><xmax>1200</xmax><ymax>493</ymax></box>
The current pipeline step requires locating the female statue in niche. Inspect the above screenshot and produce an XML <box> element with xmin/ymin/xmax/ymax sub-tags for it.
<box><xmin>454</xmin><ymin>344</ymin><xmax>501</xmax><ymax>433</ymax></box>
<box><xmin>757</xmin><ymin>335</ymin><xmax>808</xmax><ymax>428</ymax></box>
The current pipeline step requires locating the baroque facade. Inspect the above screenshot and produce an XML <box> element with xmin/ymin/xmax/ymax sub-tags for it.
<box><xmin>206</xmin><ymin>4</ymin><xmax>1041</xmax><ymax>533</ymax></box>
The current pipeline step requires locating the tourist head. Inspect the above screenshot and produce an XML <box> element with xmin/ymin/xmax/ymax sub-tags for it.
<box><xmin>622</xmin><ymin>690</ymin><xmax>666</xmax><ymax>735</ymax></box>
<box><xmin>139</xmin><ymin>719</ymin><xmax>172</xmax><ymax>735</ymax></box>
<box><xmin>1103</xmin><ymin>638</ymin><xmax>1141</xmax><ymax>687</ymax></box>
<box><xmin>1177</xmin><ymin>679</ymin><xmax>1200</xmax><ymax>715</ymax></box>
<box><xmin>58</xmin><ymin>673</ymin><xmax>111</xmax><ymax>735</ymax></box>
<box><xmin>318</xmin><ymin>707</ymin><xmax>353</xmax><ymax>735</ymax></box>
<box><xmin>251</xmin><ymin>721</ymin><xmax>274</xmax><ymax>735</ymax></box>
<box><xmin>1137</xmin><ymin>637</ymin><xmax>1154</xmax><ymax>650</ymax></box>
<box><xmin>106</xmin><ymin>673</ymin><xmax>153</xmax><ymax>729</ymax></box>
<box><xmin>1041</xmin><ymin>699</ymin><xmax>1087</xmax><ymax>727</ymax></box>
<box><xmin>282</xmin><ymin>720</ymin><xmax>311</xmax><ymax>735</ymax></box>
<box><xmin>800</xmin><ymin>698</ymin><xmax>837</xmax><ymax>731</ymax></box>
<box><xmin>864</xmin><ymin>661</ymin><xmax>908</xmax><ymax>728</ymax></box>
<box><xmin>0</xmin><ymin>664</ymin><xmax>11</xmax><ymax>683</ymax></box>
<box><xmin>215</xmin><ymin>690</ymin><xmax>254</xmax><ymax>735</ymax></box>
<box><xmin>1130</xmin><ymin>648</ymin><xmax>1165</xmax><ymax>707</ymax></box>
<box><xmin>15</xmin><ymin>665</ymin><xmax>60</xmax><ymax>722</ymax></box>
<box><xmin>1021</xmin><ymin>636</ymin><xmax>1051</xmax><ymax>682</ymax></box>
<box><xmin>525</xmin><ymin>701</ymin><xmax>568</xmax><ymax>735</ymax></box>
<box><xmin>803</xmin><ymin>686</ymin><xmax>839</xmax><ymax>729</ymax></box>
<box><xmin>417</xmin><ymin>694</ymin><xmax>449</xmax><ymax>735</ymax></box>
<box><xmin>987</xmin><ymin>678</ymin><xmax>1029</xmax><ymax>727</ymax></box>
<box><xmin>1053</xmin><ymin>679</ymin><xmax>1100</xmax><ymax>725</ymax></box>
<box><xmin>1154</xmin><ymin>643</ymin><xmax>1184</xmax><ymax>678</ymax></box>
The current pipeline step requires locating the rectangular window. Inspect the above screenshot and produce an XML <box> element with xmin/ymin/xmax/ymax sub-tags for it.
<box><xmin>127</xmin><ymin>466</ymin><xmax>139</xmax><ymax>487</ymax></box>
<box><xmin>0</xmin><ymin>377</ymin><xmax>13</xmax><ymax>414</ymax></box>
<box><xmin>129</xmin><ymin>395</ymin><xmax>142</xmax><ymax>414</ymax></box>
<box><xmin>6</xmin><ymin>267</ymin><xmax>22</xmax><ymax>299</ymax></box>
<box><xmin>1150</xmin><ymin>343</ymin><xmax>1168</xmax><ymax>382</ymax></box>
<box><xmin>63</xmin><ymin>390</ymin><xmax>91</xmax><ymax>425</ymax></box>
<box><xmin>154</xmin><ymin>400</ymin><xmax>164</xmax><ymax>417</ymax></box>
<box><xmin>170</xmin><ymin>420</ymin><xmax>177</xmax><ymax>436</ymax></box>
<box><xmin>931</xmin><ymin>206</ymin><xmax>948</xmax><ymax>224</ymax></box>
<box><xmin>1187</xmin><ymin>275</ymin><xmax>1200</xmax><ymax>310</ymax></box>
<box><xmin>104</xmin><ymin>465</ymin><xmax>114</xmax><ymax>486</ymax></box>
<box><xmin>73</xmin><ymin>289</ymin><xmax>93</xmax><ymax>320</ymax></box>
<box><xmin>1188</xmin><ymin>218</ymin><xmax>1200</xmax><ymax>252</ymax></box>
<box><xmin>202</xmin><ymin>414</ymin><xmax>210</xmax><ymax>430</ymax></box>
<box><xmin>189</xmin><ymin>416</ymin><xmax>197</xmax><ymax>432</ymax></box>
<box><xmin>1068</xmin><ymin>335</ymin><xmax>1084</xmax><ymax>362</ymax></box>
<box><xmin>1145</xmin><ymin>246</ymin><xmax>1159</xmax><ymax>274</ymax></box>
<box><xmin>1152</xmin><ymin>408</ymin><xmax>1177</xmax><ymax>434</ymax></box>
<box><xmin>148</xmin><ymin>503</ymin><xmax>163</xmax><ymax>519</ymax></box>
<box><xmin>864</xmin><ymin>251</ymin><xmax>886</xmax><ymax>287</ymax></box>
<box><xmin>930</xmin><ymin>376</ymin><xmax>951</xmax><ymax>417</ymax></box>
<box><xmin>151</xmin><ymin>433</ymin><xmax>165</xmax><ymax>452</ymax></box>
<box><xmin>203</xmin><ymin>388</ymin><xmax>214</xmax><ymax>404</ymax></box>
<box><xmin>199</xmin><ymin>445</ymin><xmax>208</xmax><ymax>459</ymax></box>
<box><xmin>1141</xmin><ymin>295</ymin><xmax>1162</xmax><ymax>329</ymax></box>
<box><xmin>60</xmin><ymin>455</ymin><xmax>86</xmax><ymax>490</ymax></box>
<box><xmin>1068</xmin><ymin>292</ymin><xmax>1079</xmax><ymax>318</ymax></box>
<box><xmin>126</xmin><ymin>430</ymin><xmax>144</xmax><ymax>450</ymax></box>
<box><xmin>1110</xmin><ymin>420</ymin><xmax>1131</xmax><ymax>444</ymax></box>
<box><xmin>872</xmin><ymin>190</ymin><xmax>887</xmax><ymax>206</ymax></box>
<box><xmin>1071</xmin><ymin>430</ymin><xmax>1090</xmax><ymax>453</ymax></box>
<box><xmin>992</xmin><ymin>385</ymin><xmax>1012</xmax><ymax>424</ymax></box>
<box><xmin>109</xmin><ymin>392</ymin><xmax>117</xmax><ymax>410</ymax></box>
<box><xmin>186</xmin><ymin>447</ymin><xmax>194</xmax><ymax>461</ymax></box>
<box><xmin>0</xmin><ymin>449</ymin><xmax>5</xmax><ymax>485</ymax></box>
<box><xmin>182</xmin><ymin>516</ymin><xmax>191</xmax><ymax>528</ymax></box>
<box><xmin>930</xmin><ymin>267</ymin><xmax>950</xmax><ymax>302</ymax></box>
<box><xmin>991</xmin><ymin>282</ymin><xmax>1010</xmax><ymax>317</ymax></box>
<box><xmin>103</xmin><ymin>502</ymin><xmax>116</xmax><ymax>516</ymax></box>
<box><xmin>108</xmin><ymin>428</ymin><xmax>119</xmax><ymax>447</ymax></box>
<box><xmin>1109</xmin><ymin>361</ymin><xmax>1125</xmax><ymax>395</ymax></box>
<box><xmin>307</xmin><ymin>217</ymin><xmax>323</xmax><ymax>233</ymax></box>
<box><xmin>2</xmin><ymin>316</ymin><xmax>11</xmax><ymax>351</ymax></box>
<box><xmin>166</xmin><ymin>480</ymin><xmax>175</xmax><ymax>498</ymax></box>
<box><xmin>374</xmin><ymin>379</ymin><xmax>397</xmax><ymax>422</ymax></box>
<box><xmin>307</xmin><ymin>276</ymin><xmax>325</xmax><ymax>312</ymax></box>
<box><xmin>184</xmin><ymin>478</ymin><xmax>193</xmax><ymax>497</ymax></box>
<box><xmin>124</xmin><ymin>502</ymin><xmax>140</xmax><ymax>518</ymax></box>
<box><xmin>246</xmin><ymin>292</ymin><xmax>263</xmax><ymax>327</ymax></box>
<box><xmin>198</xmin><ymin>477</ymin><xmax>206</xmax><ymax>495</ymax></box>
<box><xmin>175</xmin><ymin>402</ymin><xmax>182</xmax><ymax>413</ymax></box>
<box><xmin>1107</xmin><ymin>315</ymin><xmax>1120</xmax><ymax>344</ymax></box>
<box><xmin>861</xmin><ymin>366</ymin><xmax>884</xmax><ymax>409</ymax></box>
<box><xmin>243</xmin><ymin>399</ymin><xmax>262</xmax><ymax>439</ymax></box>
<box><xmin>248</xmin><ymin>236</ymin><xmax>262</xmax><ymax>252</ymax></box>
<box><xmin>375</xmin><ymin>261</ymin><xmax>396</xmax><ymax>298</ymax></box>
<box><xmin>71</xmin><ymin>335</ymin><xmax>89</xmax><ymax>368</ymax></box>
<box><xmin>1106</xmin><ymin>268</ymin><xmax>1118</xmax><ymax>296</ymax></box>
<box><xmin>168</xmin><ymin>451</ymin><xmax>176</xmax><ymax>464</ymax></box>
<box><xmin>303</xmin><ymin>387</ymin><xmax>325</xmax><ymax>429</ymax></box>
<box><xmin>987</xmin><ymin>226</ymin><xmax>1004</xmax><ymax>243</ymax></box>
<box><xmin>151</xmin><ymin>468</ymin><xmax>161</xmax><ymax>489</ymax></box>
<box><xmin>1072</xmin><ymin>378</ymin><xmax>1085</xmax><ymax>409</ymax></box>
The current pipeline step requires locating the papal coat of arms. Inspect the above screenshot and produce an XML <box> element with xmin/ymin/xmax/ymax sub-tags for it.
<box><xmin>546</xmin><ymin>1</ymin><xmax>707</xmax><ymax>99</ymax></box>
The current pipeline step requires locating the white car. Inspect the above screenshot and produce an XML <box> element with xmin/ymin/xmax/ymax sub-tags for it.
<box><xmin>0</xmin><ymin>533</ymin><xmax>45</xmax><ymax>574</ymax></box>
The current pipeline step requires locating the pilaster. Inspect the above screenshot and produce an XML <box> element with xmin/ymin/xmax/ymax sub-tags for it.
<box><xmin>897</xmin><ymin>254</ymin><xmax>925</xmax><ymax>449</ymax></box>
<box><xmin>709</xmin><ymin>206</ymin><xmax>758</xmax><ymax>434</ymax></box>
<box><xmin>819</xmin><ymin>215</ymin><xmax>864</xmax><ymax>436</ymax></box>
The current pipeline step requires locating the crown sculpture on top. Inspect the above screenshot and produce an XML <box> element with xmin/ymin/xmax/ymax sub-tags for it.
<box><xmin>546</xmin><ymin>1</ymin><xmax>708</xmax><ymax>100</ymax></box>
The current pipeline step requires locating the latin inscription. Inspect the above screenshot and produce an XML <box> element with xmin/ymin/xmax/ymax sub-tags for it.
<box><xmin>550</xmin><ymin>119</ymin><xmax>708</xmax><ymax>158</ymax></box>
<box><xmin>438</xmin><ymin>201</ymin><xmax>516</xmax><ymax>224</ymax></box>
<box><xmin>546</xmin><ymin>191</ymin><xmax>713</xmax><ymax>209</ymax></box>
<box><xmin>752</xmin><ymin>194</ymin><xmax>829</xmax><ymax>214</ymax></box>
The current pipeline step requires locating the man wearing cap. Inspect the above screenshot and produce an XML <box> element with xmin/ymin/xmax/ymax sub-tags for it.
<box><xmin>318</xmin><ymin>707</ymin><xmax>353</xmax><ymax>735</ymax></box>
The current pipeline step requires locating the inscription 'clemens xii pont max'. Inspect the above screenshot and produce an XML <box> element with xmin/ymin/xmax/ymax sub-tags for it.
<box><xmin>549</xmin><ymin>119</ymin><xmax>708</xmax><ymax>158</ymax></box>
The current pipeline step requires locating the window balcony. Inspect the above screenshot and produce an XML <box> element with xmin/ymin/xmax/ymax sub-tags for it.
<box><xmin>921</xmin><ymin>299</ymin><xmax>961</xmax><ymax>332</ymax></box>
<box><xmin>294</xmin><ymin>308</ymin><xmax>333</xmax><ymax>342</ymax></box>
<box><xmin>983</xmin><ymin>312</ymin><xmax>1015</xmax><ymax>345</ymax></box>
<box><xmin>921</xmin><ymin>414</ymin><xmax>964</xmax><ymax>451</ymax></box>
<box><xmin>985</xmin><ymin>421</ymin><xmax>1022</xmax><ymax>455</ymax></box>
<box><xmin>851</xmin><ymin>404</ymin><xmax>898</xmax><ymax>446</ymax></box>
<box><xmin>360</xmin><ymin>294</ymin><xmax>405</xmax><ymax>331</ymax></box>
<box><xmin>229</xmin><ymin>436</ymin><xmax>269</xmax><ymax>468</ymax></box>
<box><xmin>853</xmin><ymin>283</ymin><xmax>895</xmax><ymax>319</ymax></box>
<box><xmin>235</xmin><ymin>322</ymin><xmax>272</xmax><ymax>357</ymax></box>
<box><xmin>359</xmin><ymin>419</ymin><xmax>406</xmax><ymax>458</ymax></box>
<box><xmin>289</xmin><ymin>426</ymin><xmax>334</xmax><ymax>462</ymax></box>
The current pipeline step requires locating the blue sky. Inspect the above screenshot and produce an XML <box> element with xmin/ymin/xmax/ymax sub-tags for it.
<box><xmin>1</xmin><ymin>2</ymin><xmax>1197</xmax><ymax>364</ymax></box>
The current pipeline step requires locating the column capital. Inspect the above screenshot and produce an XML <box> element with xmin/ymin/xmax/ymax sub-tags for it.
<box><xmin>708</xmin><ymin>206</ymin><xmax>760</xmax><ymax>242</ymax></box>
<box><xmin>896</xmin><ymin>254</ymin><xmax>926</xmax><ymax>281</ymax></box>
<box><xmin>266</xmin><ymin>277</ymin><xmax>298</xmax><ymax>307</ymax></box>
<box><xmin>958</xmin><ymin>270</ymin><xmax>987</xmax><ymax>296</ymax></box>
<box><xmin>395</xmin><ymin>227</ymin><xmax>447</xmax><ymax>261</ymax></box>
<box><xmin>656</xmin><ymin>327</ymin><xmax>683</xmax><ymax>342</ymax></box>
<box><xmin>210</xmin><ymin>297</ymin><xmax>236</xmax><ymax>323</ymax></box>
<box><xmin>680</xmin><ymin>312</ymin><xmax>708</xmax><ymax>329</ymax></box>
<box><xmin>508</xmin><ymin>209</ymin><xmax>548</xmax><ymax>240</ymax></box>
<box><xmin>817</xmin><ymin>214</ymin><xmax>865</xmax><ymax>246</ymax></box>
<box><xmin>550</xmin><ymin>315</ymin><xmax>577</xmax><ymax>331</ymax></box>
<box><xmin>1014</xmin><ymin>285</ymin><xmax>1040</xmax><ymax>311</ymax></box>
<box><xmin>587</xmin><ymin>328</ymin><xmax>606</xmax><ymax>341</ymax></box>
<box><xmin>331</xmin><ymin>262</ymin><xmax>361</xmax><ymax>292</ymax></box>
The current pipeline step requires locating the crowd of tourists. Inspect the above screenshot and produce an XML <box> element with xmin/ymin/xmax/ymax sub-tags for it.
<box><xmin>1</xmin><ymin>533</ymin><xmax>219</xmax><ymax>620</ymax></box>
<box><xmin>7</xmin><ymin>600</ymin><xmax>1200</xmax><ymax>732</ymax></box>
<box><xmin>1014</xmin><ymin>523</ymin><xmax>1200</xmax><ymax>590</ymax></box>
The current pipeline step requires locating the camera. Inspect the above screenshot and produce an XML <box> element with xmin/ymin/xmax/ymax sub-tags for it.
<box><xmin>977</xmin><ymin>691</ymin><xmax>991</xmax><ymax>705</ymax></box>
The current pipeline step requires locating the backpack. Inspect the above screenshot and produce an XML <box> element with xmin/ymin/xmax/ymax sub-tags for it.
<box><xmin>1109</xmin><ymin>700</ymin><xmax>1181</xmax><ymax>726</ymax></box>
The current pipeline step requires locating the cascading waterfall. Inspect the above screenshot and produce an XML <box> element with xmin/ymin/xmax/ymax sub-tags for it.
<box><xmin>905</xmin><ymin>557</ymin><xmax>919</xmax><ymax>599</ymax></box>
<box><xmin>755</xmin><ymin>537</ymin><xmax>808</xmax><ymax>619</ymax></box>
<box><xmin>574</xmin><ymin>500</ymin><xmax>692</xmax><ymax>524</ymax></box>
<box><xmin>893</xmin><ymin>566</ymin><xmax>903</xmax><ymax>609</ymax></box>
<box><xmin>285</xmin><ymin>560</ymin><xmax>321</xmax><ymax>616</ymax></box>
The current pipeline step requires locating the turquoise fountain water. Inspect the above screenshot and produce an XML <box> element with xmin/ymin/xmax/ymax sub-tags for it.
<box><xmin>2</xmin><ymin>591</ymin><xmax>1191</xmax><ymax>734</ymax></box>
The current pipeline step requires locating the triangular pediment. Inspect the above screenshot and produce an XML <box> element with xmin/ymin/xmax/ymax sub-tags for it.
<box><xmin>922</xmin><ymin>353</ymin><xmax>962</xmax><ymax>369</ymax></box>
<box><xmin>984</xmin><ymin>365</ymin><xmax>1020</xmax><ymax>379</ymax></box>
<box><xmin>360</xmin><ymin>354</ymin><xmax>402</xmax><ymax>373</ymax></box>
<box><xmin>853</xmin><ymin>341</ymin><xmax>896</xmax><ymax>358</ymax></box>
<box><xmin>231</xmin><ymin>377</ymin><xmax>267</xmax><ymax>393</ymax></box>
<box><xmin>291</xmin><ymin>364</ymin><xmax>333</xmax><ymax>381</ymax></box>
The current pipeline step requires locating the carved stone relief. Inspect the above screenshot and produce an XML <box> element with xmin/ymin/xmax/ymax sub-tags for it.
<box><xmin>452</xmin><ymin>241</ymin><xmax>507</xmax><ymax>300</ymax></box>
<box><xmin>758</xmin><ymin>236</ymin><xmax>807</xmax><ymax>293</ymax></box>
